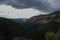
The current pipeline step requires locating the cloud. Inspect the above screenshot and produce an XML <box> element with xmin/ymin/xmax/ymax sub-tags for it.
<box><xmin>47</xmin><ymin>0</ymin><xmax>60</xmax><ymax>10</ymax></box>
<box><xmin>0</xmin><ymin>0</ymin><xmax>60</xmax><ymax>13</ymax></box>
<box><xmin>0</xmin><ymin>5</ymin><xmax>41</xmax><ymax>19</ymax></box>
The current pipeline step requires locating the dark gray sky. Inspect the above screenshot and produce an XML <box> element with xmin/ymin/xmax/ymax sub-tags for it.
<box><xmin>0</xmin><ymin>0</ymin><xmax>60</xmax><ymax>13</ymax></box>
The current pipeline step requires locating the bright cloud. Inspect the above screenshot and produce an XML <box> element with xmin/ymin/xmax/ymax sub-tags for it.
<box><xmin>0</xmin><ymin>5</ymin><xmax>46</xmax><ymax>19</ymax></box>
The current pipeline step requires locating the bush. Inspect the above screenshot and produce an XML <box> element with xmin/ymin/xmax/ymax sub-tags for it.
<box><xmin>45</xmin><ymin>30</ymin><xmax>60</xmax><ymax>40</ymax></box>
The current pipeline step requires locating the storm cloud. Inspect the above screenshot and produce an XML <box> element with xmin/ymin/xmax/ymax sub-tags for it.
<box><xmin>0</xmin><ymin>0</ymin><xmax>60</xmax><ymax>13</ymax></box>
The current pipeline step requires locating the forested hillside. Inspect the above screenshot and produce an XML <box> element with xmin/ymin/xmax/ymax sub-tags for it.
<box><xmin>0</xmin><ymin>11</ymin><xmax>60</xmax><ymax>40</ymax></box>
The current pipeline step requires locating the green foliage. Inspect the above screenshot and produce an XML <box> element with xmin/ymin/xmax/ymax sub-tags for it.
<box><xmin>45</xmin><ymin>32</ymin><xmax>55</xmax><ymax>40</ymax></box>
<box><xmin>45</xmin><ymin>30</ymin><xmax>60</xmax><ymax>40</ymax></box>
<box><xmin>12</xmin><ymin>37</ymin><xmax>32</xmax><ymax>40</ymax></box>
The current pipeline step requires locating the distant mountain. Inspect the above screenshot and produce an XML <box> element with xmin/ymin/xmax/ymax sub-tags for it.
<box><xmin>13</xmin><ymin>18</ymin><xmax>27</xmax><ymax>24</ymax></box>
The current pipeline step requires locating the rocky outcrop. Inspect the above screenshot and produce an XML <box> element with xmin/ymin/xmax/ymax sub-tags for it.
<box><xmin>27</xmin><ymin>11</ymin><xmax>60</xmax><ymax>24</ymax></box>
